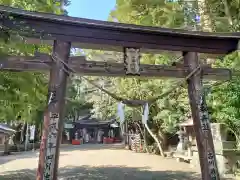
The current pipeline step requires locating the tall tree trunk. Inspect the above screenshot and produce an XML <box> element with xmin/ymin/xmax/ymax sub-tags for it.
<box><xmin>157</xmin><ymin>129</ymin><xmax>168</xmax><ymax>151</ymax></box>
<box><xmin>222</xmin><ymin>0</ymin><xmax>233</xmax><ymax>27</ymax></box>
<box><xmin>24</xmin><ymin>123</ymin><xmax>29</xmax><ymax>151</ymax></box>
<box><xmin>124</xmin><ymin>120</ymin><xmax>128</xmax><ymax>146</ymax></box>
<box><xmin>197</xmin><ymin>0</ymin><xmax>217</xmax><ymax>65</ymax></box>
<box><xmin>197</xmin><ymin>0</ymin><xmax>215</xmax><ymax>32</ymax></box>
<box><xmin>4</xmin><ymin>136</ymin><xmax>9</xmax><ymax>155</ymax></box>
<box><xmin>20</xmin><ymin>123</ymin><xmax>25</xmax><ymax>143</ymax></box>
<box><xmin>144</xmin><ymin>126</ymin><xmax>149</xmax><ymax>153</ymax></box>
<box><xmin>144</xmin><ymin>123</ymin><xmax>165</xmax><ymax>156</ymax></box>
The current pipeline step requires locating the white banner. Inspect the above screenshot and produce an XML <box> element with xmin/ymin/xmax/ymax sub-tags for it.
<box><xmin>142</xmin><ymin>103</ymin><xmax>149</xmax><ymax>124</ymax></box>
<box><xmin>117</xmin><ymin>102</ymin><xmax>125</xmax><ymax>125</ymax></box>
<box><xmin>29</xmin><ymin>125</ymin><xmax>35</xmax><ymax>140</ymax></box>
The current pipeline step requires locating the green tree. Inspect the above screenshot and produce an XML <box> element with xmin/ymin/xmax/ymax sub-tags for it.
<box><xmin>90</xmin><ymin>0</ymin><xmax>188</xmax><ymax>134</ymax></box>
<box><xmin>65</xmin><ymin>76</ymin><xmax>93</xmax><ymax>122</ymax></box>
<box><xmin>87</xmin><ymin>0</ymin><xmax>240</xmax><ymax>150</ymax></box>
<box><xmin>0</xmin><ymin>0</ymin><xmax>68</xmax><ymax>124</ymax></box>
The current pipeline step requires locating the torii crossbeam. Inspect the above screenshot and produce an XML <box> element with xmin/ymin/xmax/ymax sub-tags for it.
<box><xmin>0</xmin><ymin>53</ymin><xmax>232</xmax><ymax>80</ymax></box>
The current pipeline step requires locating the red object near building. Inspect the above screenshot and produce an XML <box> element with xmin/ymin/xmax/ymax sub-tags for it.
<box><xmin>108</xmin><ymin>138</ymin><xmax>114</xmax><ymax>143</ymax></box>
<box><xmin>113</xmin><ymin>137</ymin><xmax>122</xmax><ymax>143</ymax></box>
<box><xmin>103</xmin><ymin>137</ymin><xmax>107</xmax><ymax>144</ymax></box>
<box><xmin>72</xmin><ymin>140</ymin><xmax>80</xmax><ymax>145</ymax></box>
<box><xmin>103</xmin><ymin>137</ymin><xmax>114</xmax><ymax>144</ymax></box>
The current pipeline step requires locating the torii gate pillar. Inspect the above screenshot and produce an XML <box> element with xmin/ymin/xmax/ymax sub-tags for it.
<box><xmin>37</xmin><ymin>40</ymin><xmax>71</xmax><ymax>180</ymax></box>
<box><xmin>184</xmin><ymin>52</ymin><xmax>220</xmax><ymax>180</ymax></box>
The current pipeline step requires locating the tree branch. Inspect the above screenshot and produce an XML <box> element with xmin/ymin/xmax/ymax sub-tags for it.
<box><xmin>222</xmin><ymin>0</ymin><xmax>233</xmax><ymax>27</ymax></box>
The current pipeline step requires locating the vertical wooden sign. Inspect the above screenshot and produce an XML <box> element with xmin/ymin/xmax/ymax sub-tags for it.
<box><xmin>36</xmin><ymin>40</ymin><xmax>71</xmax><ymax>180</ymax></box>
<box><xmin>43</xmin><ymin>112</ymin><xmax>59</xmax><ymax>180</ymax></box>
<box><xmin>183</xmin><ymin>52</ymin><xmax>220</xmax><ymax>180</ymax></box>
<box><xmin>199</xmin><ymin>91</ymin><xmax>220</xmax><ymax>180</ymax></box>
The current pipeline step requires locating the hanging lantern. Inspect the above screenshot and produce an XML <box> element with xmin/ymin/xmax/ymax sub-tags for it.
<box><xmin>123</xmin><ymin>47</ymin><xmax>140</xmax><ymax>75</ymax></box>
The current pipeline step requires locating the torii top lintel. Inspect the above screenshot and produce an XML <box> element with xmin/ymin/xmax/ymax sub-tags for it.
<box><xmin>0</xmin><ymin>5</ymin><xmax>239</xmax><ymax>54</ymax></box>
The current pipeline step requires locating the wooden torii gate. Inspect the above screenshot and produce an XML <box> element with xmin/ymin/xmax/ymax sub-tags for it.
<box><xmin>0</xmin><ymin>5</ymin><xmax>239</xmax><ymax>180</ymax></box>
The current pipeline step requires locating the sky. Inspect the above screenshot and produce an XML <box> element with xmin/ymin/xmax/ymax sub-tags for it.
<box><xmin>66</xmin><ymin>0</ymin><xmax>116</xmax><ymax>21</ymax></box>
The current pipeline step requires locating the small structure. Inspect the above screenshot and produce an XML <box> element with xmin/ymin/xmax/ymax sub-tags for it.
<box><xmin>174</xmin><ymin>117</ymin><xmax>194</xmax><ymax>162</ymax></box>
<box><xmin>71</xmin><ymin>116</ymin><xmax>121</xmax><ymax>144</ymax></box>
<box><xmin>0</xmin><ymin>123</ymin><xmax>16</xmax><ymax>154</ymax></box>
<box><xmin>175</xmin><ymin>119</ymin><xmax>240</xmax><ymax>176</ymax></box>
<box><xmin>191</xmin><ymin>123</ymin><xmax>240</xmax><ymax>175</ymax></box>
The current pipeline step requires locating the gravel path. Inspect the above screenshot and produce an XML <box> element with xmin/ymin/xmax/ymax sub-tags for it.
<box><xmin>0</xmin><ymin>144</ymin><xmax>200</xmax><ymax>180</ymax></box>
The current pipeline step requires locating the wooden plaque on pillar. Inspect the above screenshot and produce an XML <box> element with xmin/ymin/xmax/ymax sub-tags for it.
<box><xmin>183</xmin><ymin>52</ymin><xmax>220</xmax><ymax>180</ymax></box>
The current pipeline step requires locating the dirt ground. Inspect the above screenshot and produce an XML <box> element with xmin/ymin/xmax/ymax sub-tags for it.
<box><xmin>0</xmin><ymin>144</ymin><xmax>202</xmax><ymax>180</ymax></box>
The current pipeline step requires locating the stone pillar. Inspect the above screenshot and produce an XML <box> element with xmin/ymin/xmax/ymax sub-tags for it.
<box><xmin>211</xmin><ymin>123</ymin><xmax>232</xmax><ymax>175</ymax></box>
<box><xmin>176</xmin><ymin>129</ymin><xmax>186</xmax><ymax>153</ymax></box>
<box><xmin>211</xmin><ymin>123</ymin><xmax>224</xmax><ymax>153</ymax></box>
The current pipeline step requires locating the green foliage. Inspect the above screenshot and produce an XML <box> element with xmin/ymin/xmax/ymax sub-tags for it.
<box><xmin>0</xmin><ymin>0</ymin><xmax>64</xmax><ymax>123</ymax></box>
<box><xmin>88</xmin><ymin>0</ymin><xmax>188</xmax><ymax>132</ymax></box>
<box><xmin>110</xmin><ymin>0</ymin><xmax>184</xmax><ymax>28</ymax></box>
<box><xmin>65</xmin><ymin>76</ymin><xmax>93</xmax><ymax>122</ymax></box>
<box><xmin>87</xmin><ymin>0</ymin><xmax>240</xmax><ymax>139</ymax></box>
<box><xmin>0</xmin><ymin>71</ymin><xmax>48</xmax><ymax>122</ymax></box>
<box><xmin>207</xmin><ymin>52</ymin><xmax>240</xmax><ymax>139</ymax></box>
<box><xmin>87</xmin><ymin>55</ymin><xmax>189</xmax><ymax>133</ymax></box>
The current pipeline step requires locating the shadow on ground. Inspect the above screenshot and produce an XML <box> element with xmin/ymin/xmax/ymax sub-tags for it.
<box><xmin>0</xmin><ymin>151</ymin><xmax>38</xmax><ymax>166</ymax></box>
<box><xmin>0</xmin><ymin>152</ymin><xmax>68</xmax><ymax>166</ymax></box>
<box><xmin>0</xmin><ymin>143</ymin><xmax>110</xmax><ymax>165</ymax></box>
<box><xmin>0</xmin><ymin>165</ymin><xmax>200</xmax><ymax>180</ymax></box>
<box><xmin>60</xmin><ymin>143</ymin><xmax>125</xmax><ymax>152</ymax></box>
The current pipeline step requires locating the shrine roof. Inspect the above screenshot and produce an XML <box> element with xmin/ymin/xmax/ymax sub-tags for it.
<box><xmin>75</xmin><ymin>117</ymin><xmax>116</xmax><ymax>126</ymax></box>
<box><xmin>0</xmin><ymin>123</ymin><xmax>15</xmax><ymax>134</ymax></box>
<box><xmin>0</xmin><ymin>5</ymin><xmax>239</xmax><ymax>54</ymax></box>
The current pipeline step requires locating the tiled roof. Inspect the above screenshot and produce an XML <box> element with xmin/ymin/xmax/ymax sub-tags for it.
<box><xmin>0</xmin><ymin>124</ymin><xmax>16</xmax><ymax>134</ymax></box>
